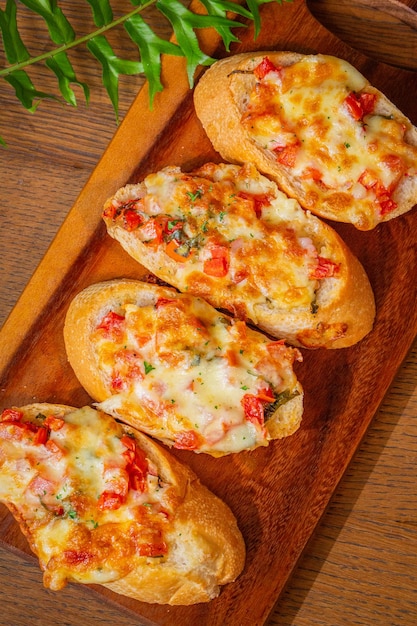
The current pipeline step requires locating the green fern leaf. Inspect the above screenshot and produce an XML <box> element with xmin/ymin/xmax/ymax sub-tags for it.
<box><xmin>85</xmin><ymin>0</ymin><xmax>113</xmax><ymax>28</ymax></box>
<box><xmin>0</xmin><ymin>0</ymin><xmax>292</xmax><ymax>146</ymax></box>
<box><xmin>124</xmin><ymin>14</ymin><xmax>183</xmax><ymax>106</ymax></box>
<box><xmin>0</xmin><ymin>0</ymin><xmax>30</xmax><ymax>64</ymax></box>
<box><xmin>156</xmin><ymin>0</ymin><xmax>245</xmax><ymax>86</ymax></box>
<box><xmin>4</xmin><ymin>69</ymin><xmax>59</xmax><ymax>111</ymax></box>
<box><xmin>87</xmin><ymin>35</ymin><xmax>143</xmax><ymax>121</ymax></box>
<box><xmin>45</xmin><ymin>51</ymin><xmax>90</xmax><ymax>106</ymax></box>
<box><xmin>19</xmin><ymin>0</ymin><xmax>75</xmax><ymax>45</ymax></box>
<box><xmin>198</xmin><ymin>0</ymin><xmax>252</xmax><ymax>50</ymax></box>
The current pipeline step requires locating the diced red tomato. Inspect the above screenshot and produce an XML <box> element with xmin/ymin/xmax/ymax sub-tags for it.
<box><xmin>173</xmin><ymin>430</ymin><xmax>201</xmax><ymax>450</ymax></box>
<box><xmin>238</xmin><ymin>192</ymin><xmax>271</xmax><ymax>218</ymax></box>
<box><xmin>102</xmin><ymin>204</ymin><xmax>116</xmax><ymax>220</ymax></box>
<box><xmin>382</xmin><ymin>154</ymin><xmax>404</xmax><ymax>174</ymax></box>
<box><xmin>123</xmin><ymin>208</ymin><xmax>144</xmax><ymax>231</ymax></box>
<box><xmin>358</xmin><ymin>169</ymin><xmax>398</xmax><ymax>215</ymax></box>
<box><xmin>310</xmin><ymin>256</ymin><xmax>340</xmax><ymax>279</ymax></box>
<box><xmin>379</xmin><ymin>198</ymin><xmax>398</xmax><ymax>215</ymax></box>
<box><xmin>111</xmin><ymin>373</ymin><xmax>126</xmax><ymax>391</ymax></box>
<box><xmin>358</xmin><ymin>92</ymin><xmax>377</xmax><ymax>116</ymax></box>
<box><xmin>121</xmin><ymin>434</ymin><xmax>149</xmax><ymax>492</ymax></box>
<box><xmin>302</xmin><ymin>167</ymin><xmax>323</xmax><ymax>182</ymax></box>
<box><xmin>0</xmin><ymin>419</ymin><xmax>45</xmax><ymax>444</ymax></box>
<box><xmin>121</xmin><ymin>434</ymin><xmax>135</xmax><ymax>452</ymax></box>
<box><xmin>274</xmin><ymin>142</ymin><xmax>300</xmax><ymax>167</ymax></box>
<box><xmin>255</xmin><ymin>386</ymin><xmax>276</xmax><ymax>403</ymax></box>
<box><xmin>98</xmin><ymin>490</ymin><xmax>126</xmax><ymax>511</ymax></box>
<box><xmin>96</xmin><ymin>311</ymin><xmax>125</xmax><ymax>340</ymax></box>
<box><xmin>44</xmin><ymin>415</ymin><xmax>65</xmax><ymax>431</ymax></box>
<box><xmin>0</xmin><ymin>408</ymin><xmax>23</xmax><ymax>422</ymax></box>
<box><xmin>241</xmin><ymin>394</ymin><xmax>265</xmax><ymax>426</ymax></box>
<box><xmin>254</xmin><ymin>57</ymin><xmax>281</xmax><ymax>80</ymax></box>
<box><xmin>203</xmin><ymin>256</ymin><xmax>228</xmax><ymax>277</ymax></box>
<box><xmin>129</xmin><ymin>470</ymin><xmax>147</xmax><ymax>492</ymax></box>
<box><xmin>358</xmin><ymin>169</ymin><xmax>378</xmax><ymax>190</ymax></box>
<box><xmin>203</xmin><ymin>245</ymin><xmax>229</xmax><ymax>277</ymax></box>
<box><xmin>344</xmin><ymin>92</ymin><xmax>377</xmax><ymax>121</ymax></box>
<box><xmin>33</xmin><ymin>426</ymin><xmax>49</xmax><ymax>445</ymax></box>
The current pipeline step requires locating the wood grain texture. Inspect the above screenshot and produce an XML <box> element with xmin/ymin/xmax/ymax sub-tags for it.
<box><xmin>307</xmin><ymin>0</ymin><xmax>417</xmax><ymax>71</ymax></box>
<box><xmin>0</xmin><ymin>1</ymin><xmax>416</xmax><ymax>625</ymax></box>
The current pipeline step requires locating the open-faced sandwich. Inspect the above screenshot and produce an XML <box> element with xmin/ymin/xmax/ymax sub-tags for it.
<box><xmin>194</xmin><ymin>52</ymin><xmax>417</xmax><ymax>230</ymax></box>
<box><xmin>101</xmin><ymin>162</ymin><xmax>375</xmax><ymax>348</ymax></box>
<box><xmin>0</xmin><ymin>403</ymin><xmax>245</xmax><ymax>604</ymax></box>
<box><xmin>64</xmin><ymin>279</ymin><xmax>304</xmax><ymax>456</ymax></box>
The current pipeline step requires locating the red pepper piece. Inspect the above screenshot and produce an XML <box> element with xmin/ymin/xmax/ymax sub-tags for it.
<box><xmin>254</xmin><ymin>57</ymin><xmax>281</xmax><ymax>80</ymax></box>
<box><xmin>173</xmin><ymin>430</ymin><xmax>201</xmax><ymax>450</ymax></box>
<box><xmin>203</xmin><ymin>245</ymin><xmax>229</xmax><ymax>277</ymax></box>
<box><xmin>241</xmin><ymin>394</ymin><xmax>265</xmax><ymax>426</ymax></box>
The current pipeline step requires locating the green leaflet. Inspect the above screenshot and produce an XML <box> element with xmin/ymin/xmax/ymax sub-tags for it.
<box><xmin>124</xmin><ymin>14</ymin><xmax>183</xmax><ymax>106</ymax></box>
<box><xmin>19</xmin><ymin>0</ymin><xmax>75</xmax><ymax>45</ymax></box>
<box><xmin>198</xmin><ymin>0</ymin><xmax>253</xmax><ymax>50</ymax></box>
<box><xmin>87</xmin><ymin>35</ymin><xmax>143</xmax><ymax>122</ymax></box>
<box><xmin>156</xmin><ymin>0</ymin><xmax>245</xmax><ymax>86</ymax></box>
<box><xmin>85</xmin><ymin>0</ymin><xmax>113</xmax><ymax>27</ymax></box>
<box><xmin>4</xmin><ymin>69</ymin><xmax>60</xmax><ymax>111</ymax></box>
<box><xmin>0</xmin><ymin>0</ymin><xmax>30</xmax><ymax>64</ymax></box>
<box><xmin>45</xmin><ymin>52</ymin><xmax>90</xmax><ymax>106</ymax></box>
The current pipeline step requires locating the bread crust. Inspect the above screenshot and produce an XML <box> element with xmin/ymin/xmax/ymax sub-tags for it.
<box><xmin>193</xmin><ymin>52</ymin><xmax>417</xmax><ymax>230</ymax></box>
<box><xmin>63</xmin><ymin>279</ymin><xmax>304</xmax><ymax>453</ymax></box>
<box><xmin>102</xmin><ymin>164</ymin><xmax>375</xmax><ymax>348</ymax></box>
<box><xmin>0</xmin><ymin>403</ymin><xmax>245</xmax><ymax>604</ymax></box>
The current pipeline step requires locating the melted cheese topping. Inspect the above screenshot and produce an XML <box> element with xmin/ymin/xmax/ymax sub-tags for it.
<box><xmin>0</xmin><ymin>407</ymin><xmax>170</xmax><ymax>590</ymax></box>
<box><xmin>93</xmin><ymin>294</ymin><xmax>301</xmax><ymax>454</ymax></box>
<box><xmin>105</xmin><ymin>162</ymin><xmax>342</xmax><ymax>322</ymax></box>
<box><xmin>243</xmin><ymin>55</ymin><xmax>417</xmax><ymax>223</ymax></box>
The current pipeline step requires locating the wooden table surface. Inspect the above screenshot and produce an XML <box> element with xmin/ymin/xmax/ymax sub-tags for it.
<box><xmin>1</xmin><ymin>2</ymin><xmax>416</xmax><ymax>625</ymax></box>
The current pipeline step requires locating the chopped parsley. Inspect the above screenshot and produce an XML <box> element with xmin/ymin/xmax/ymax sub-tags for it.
<box><xmin>144</xmin><ymin>361</ymin><xmax>156</xmax><ymax>375</ymax></box>
<box><xmin>186</xmin><ymin>189</ymin><xmax>203</xmax><ymax>202</ymax></box>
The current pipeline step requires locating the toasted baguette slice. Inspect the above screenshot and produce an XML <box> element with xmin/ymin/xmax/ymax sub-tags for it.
<box><xmin>0</xmin><ymin>403</ymin><xmax>245</xmax><ymax>604</ymax></box>
<box><xmin>64</xmin><ymin>279</ymin><xmax>304</xmax><ymax>455</ymax></box>
<box><xmin>193</xmin><ymin>52</ymin><xmax>417</xmax><ymax>230</ymax></box>
<box><xmin>102</xmin><ymin>162</ymin><xmax>375</xmax><ymax>348</ymax></box>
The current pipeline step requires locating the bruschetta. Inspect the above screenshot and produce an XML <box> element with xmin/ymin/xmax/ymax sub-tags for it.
<box><xmin>102</xmin><ymin>162</ymin><xmax>375</xmax><ymax>348</ymax></box>
<box><xmin>63</xmin><ymin>279</ymin><xmax>304</xmax><ymax>455</ymax></box>
<box><xmin>193</xmin><ymin>52</ymin><xmax>417</xmax><ymax>230</ymax></box>
<box><xmin>0</xmin><ymin>403</ymin><xmax>245</xmax><ymax>604</ymax></box>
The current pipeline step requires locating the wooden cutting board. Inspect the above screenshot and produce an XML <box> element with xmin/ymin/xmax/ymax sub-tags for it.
<box><xmin>1</xmin><ymin>1</ymin><xmax>416</xmax><ymax>624</ymax></box>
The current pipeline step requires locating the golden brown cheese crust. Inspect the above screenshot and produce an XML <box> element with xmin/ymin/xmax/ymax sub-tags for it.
<box><xmin>0</xmin><ymin>403</ymin><xmax>245</xmax><ymax>604</ymax></box>
<box><xmin>193</xmin><ymin>52</ymin><xmax>417</xmax><ymax>230</ymax></box>
<box><xmin>101</xmin><ymin>162</ymin><xmax>375</xmax><ymax>348</ymax></box>
<box><xmin>63</xmin><ymin>279</ymin><xmax>304</xmax><ymax>455</ymax></box>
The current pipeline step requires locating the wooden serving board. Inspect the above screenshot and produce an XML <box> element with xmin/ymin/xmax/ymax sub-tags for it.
<box><xmin>1</xmin><ymin>1</ymin><xmax>416</xmax><ymax>624</ymax></box>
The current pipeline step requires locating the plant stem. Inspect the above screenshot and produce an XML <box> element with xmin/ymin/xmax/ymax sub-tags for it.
<box><xmin>0</xmin><ymin>1</ymin><xmax>157</xmax><ymax>77</ymax></box>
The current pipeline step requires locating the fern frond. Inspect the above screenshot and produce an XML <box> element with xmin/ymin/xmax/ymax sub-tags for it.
<box><xmin>0</xmin><ymin>0</ymin><xmax>289</xmax><ymax>145</ymax></box>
